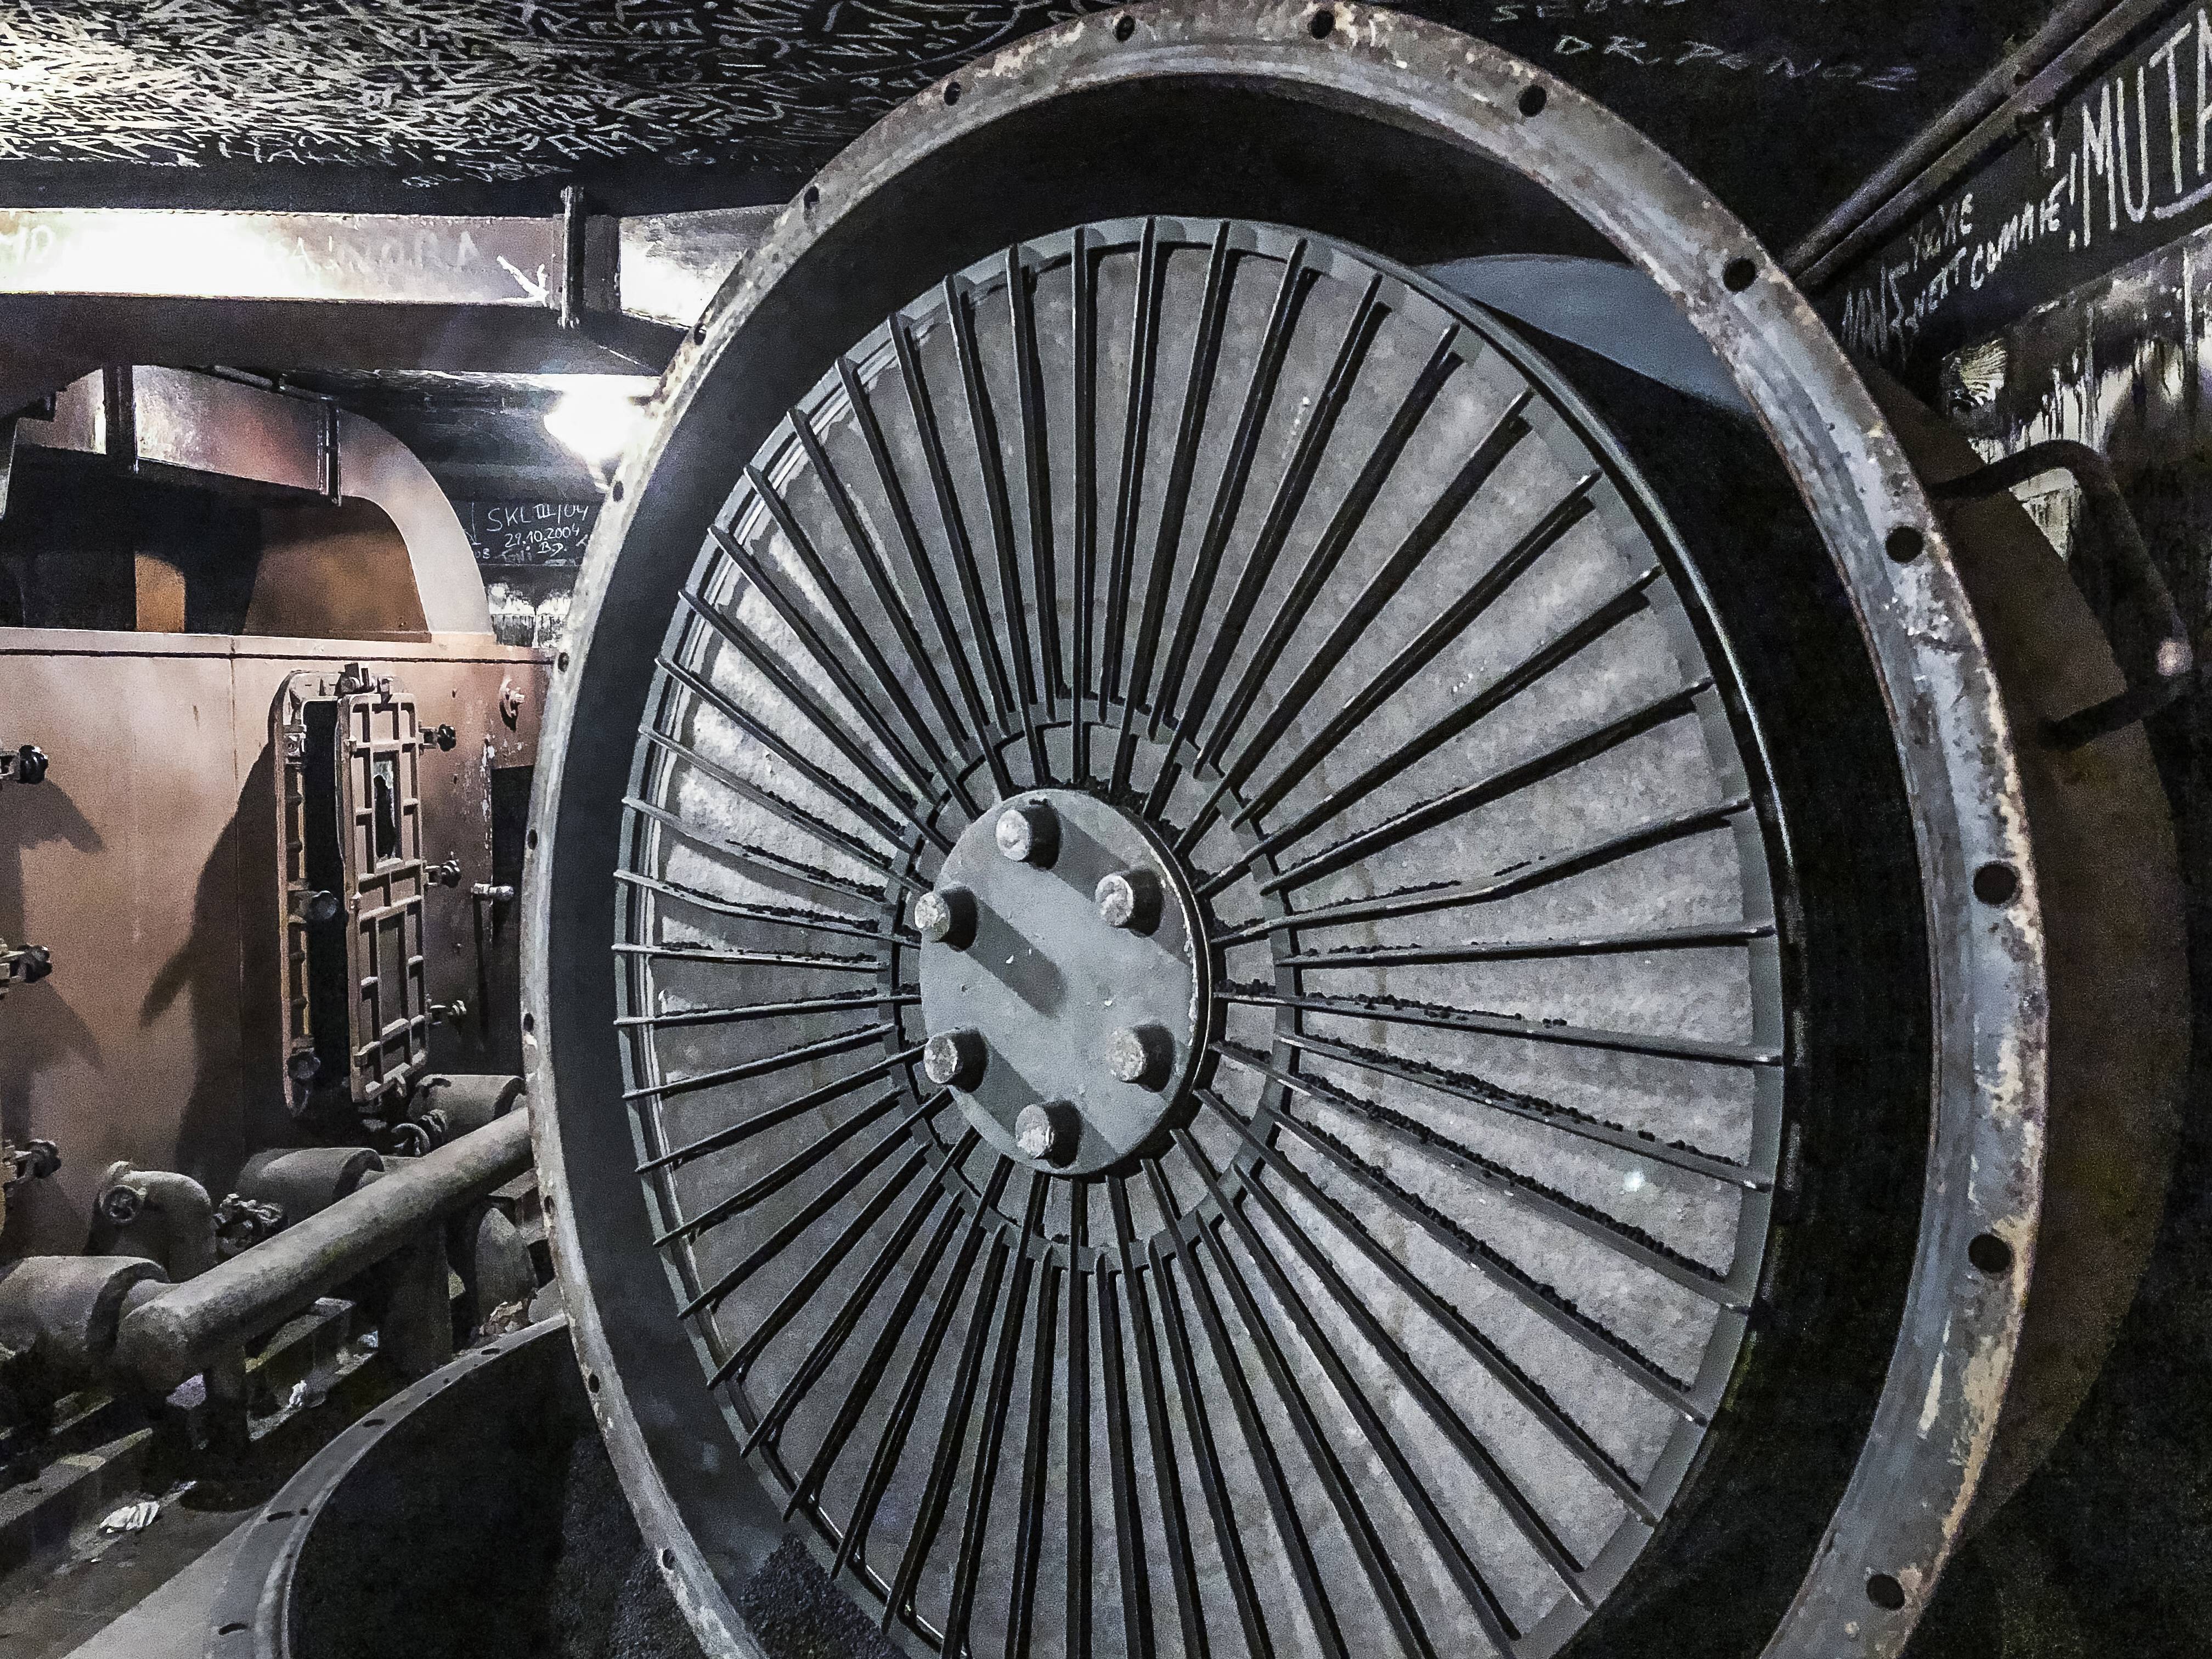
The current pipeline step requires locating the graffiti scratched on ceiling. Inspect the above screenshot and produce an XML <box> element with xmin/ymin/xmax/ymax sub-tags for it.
<box><xmin>0</xmin><ymin>0</ymin><xmax>2056</xmax><ymax>253</ymax></box>
<box><xmin>0</xmin><ymin>1</ymin><xmax>1106</xmax><ymax>180</ymax></box>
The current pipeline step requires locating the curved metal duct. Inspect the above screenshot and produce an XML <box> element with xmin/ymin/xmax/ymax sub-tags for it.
<box><xmin>14</xmin><ymin>365</ymin><xmax>491</xmax><ymax>635</ymax></box>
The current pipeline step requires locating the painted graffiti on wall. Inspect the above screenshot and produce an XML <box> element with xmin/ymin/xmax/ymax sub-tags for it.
<box><xmin>461</xmin><ymin>500</ymin><xmax>596</xmax><ymax>567</ymax></box>
<box><xmin>0</xmin><ymin>0</ymin><xmax>1995</xmax><ymax>204</ymax></box>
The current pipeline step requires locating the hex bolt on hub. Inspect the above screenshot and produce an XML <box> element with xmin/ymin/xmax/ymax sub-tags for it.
<box><xmin>912</xmin><ymin>884</ymin><xmax>976</xmax><ymax>948</ymax></box>
<box><xmin>1106</xmin><ymin>1023</ymin><xmax>1171</xmax><ymax>1088</ymax></box>
<box><xmin>1094</xmin><ymin>867</ymin><xmax>1162</xmax><ymax>932</ymax></box>
<box><xmin>994</xmin><ymin>799</ymin><xmax>1059</xmax><ymax>866</ymax></box>
<box><xmin>1014</xmin><ymin>1102</ymin><xmax>1081</xmax><ymax>1165</ymax></box>
<box><xmin>921</xmin><ymin>1027</ymin><xmax>987</xmax><ymax>1090</ymax></box>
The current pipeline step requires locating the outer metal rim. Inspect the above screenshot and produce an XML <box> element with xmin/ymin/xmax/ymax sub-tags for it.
<box><xmin>206</xmin><ymin>1317</ymin><xmax>574</xmax><ymax>1659</ymax></box>
<box><xmin>524</xmin><ymin>8</ymin><xmax>2047</xmax><ymax>1657</ymax></box>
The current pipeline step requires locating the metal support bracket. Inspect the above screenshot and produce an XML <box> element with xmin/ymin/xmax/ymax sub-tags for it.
<box><xmin>1932</xmin><ymin>439</ymin><xmax>2196</xmax><ymax>748</ymax></box>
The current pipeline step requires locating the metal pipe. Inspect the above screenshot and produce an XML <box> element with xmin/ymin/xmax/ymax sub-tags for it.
<box><xmin>98</xmin><ymin>1164</ymin><xmax>250</xmax><ymax>1420</ymax></box>
<box><xmin>1784</xmin><ymin>0</ymin><xmax>2170</xmax><ymax>287</ymax></box>
<box><xmin>116</xmin><ymin>1107</ymin><xmax>531</xmax><ymax>1394</ymax></box>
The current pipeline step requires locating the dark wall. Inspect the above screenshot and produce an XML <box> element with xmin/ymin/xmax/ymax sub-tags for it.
<box><xmin>1896</xmin><ymin>176</ymin><xmax>2212</xmax><ymax>1659</ymax></box>
<box><xmin>0</xmin><ymin>459</ymin><xmax>260</xmax><ymax>633</ymax></box>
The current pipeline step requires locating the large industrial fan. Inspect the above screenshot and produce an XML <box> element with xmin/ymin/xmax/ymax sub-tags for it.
<box><xmin>521</xmin><ymin>7</ymin><xmax>2186</xmax><ymax>1657</ymax></box>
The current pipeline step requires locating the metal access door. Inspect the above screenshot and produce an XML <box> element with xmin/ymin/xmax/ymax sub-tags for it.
<box><xmin>334</xmin><ymin>680</ymin><xmax>430</xmax><ymax>1109</ymax></box>
<box><xmin>277</xmin><ymin>665</ymin><xmax>433</xmax><ymax>1118</ymax></box>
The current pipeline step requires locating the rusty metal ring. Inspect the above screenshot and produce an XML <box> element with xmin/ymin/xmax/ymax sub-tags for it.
<box><xmin>525</xmin><ymin>7</ymin><xmax>2045</xmax><ymax>1656</ymax></box>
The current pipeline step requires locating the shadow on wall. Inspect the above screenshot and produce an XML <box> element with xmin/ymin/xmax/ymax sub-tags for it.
<box><xmin>138</xmin><ymin>754</ymin><xmax>294</xmax><ymax>1195</ymax></box>
<box><xmin>0</xmin><ymin>780</ymin><xmax>105</xmax><ymax>1253</ymax></box>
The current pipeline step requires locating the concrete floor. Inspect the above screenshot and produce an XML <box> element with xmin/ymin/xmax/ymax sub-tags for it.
<box><xmin>57</xmin><ymin>1523</ymin><xmax>248</xmax><ymax>1659</ymax></box>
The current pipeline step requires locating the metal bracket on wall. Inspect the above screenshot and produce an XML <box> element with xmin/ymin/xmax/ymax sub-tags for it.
<box><xmin>0</xmin><ymin>939</ymin><xmax>52</xmax><ymax>997</ymax></box>
<box><xmin>0</xmin><ymin>744</ymin><xmax>48</xmax><ymax>787</ymax></box>
<box><xmin>1932</xmin><ymin>438</ymin><xmax>2196</xmax><ymax>747</ymax></box>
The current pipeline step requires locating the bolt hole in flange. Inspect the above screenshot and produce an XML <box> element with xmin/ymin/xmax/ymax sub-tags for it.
<box><xmin>1973</xmin><ymin>861</ymin><xmax>2020</xmax><ymax>904</ymax></box>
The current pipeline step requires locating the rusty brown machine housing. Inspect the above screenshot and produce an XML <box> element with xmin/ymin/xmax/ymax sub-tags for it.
<box><xmin>0</xmin><ymin>364</ymin><xmax>549</xmax><ymax>1405</ymax></box>
<box><xmin>2</xmin><ymin>629</ymin><xmax>543</xmax><ymax>1251</ymax></box>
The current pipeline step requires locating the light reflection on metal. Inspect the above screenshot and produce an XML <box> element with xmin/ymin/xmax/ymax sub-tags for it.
<box><xmin>0</xmin><ymin>204</ymin><xmax>766</xmax><ymax>328</ymax></box>
<box><xmin>617</xmin><ymin>205</ymin><xmax>778</xmax><ymax>329</ymax></box>
<box><xmin>0</xmin><ymin>210</ymin><xmax>564</xmax><ymax>306</ymax></box>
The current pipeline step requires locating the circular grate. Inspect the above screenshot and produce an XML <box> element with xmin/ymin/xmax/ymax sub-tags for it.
<box><xmin>616</xmin><ymin>218</ymin><xmax>1789</xmax><ymax>1659</ymax></box>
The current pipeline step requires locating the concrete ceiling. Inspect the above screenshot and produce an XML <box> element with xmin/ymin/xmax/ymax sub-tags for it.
<box><xmin>0</xmin><ymin>1</ymin><xmax>2078</xmax><ymax>250</ymax></box>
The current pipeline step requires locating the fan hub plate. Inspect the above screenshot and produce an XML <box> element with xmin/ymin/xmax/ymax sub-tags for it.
<box><xmin>919</xmin><ymin>787</ymin><xmax>1209</xmax><ymax>1175</ymax></box>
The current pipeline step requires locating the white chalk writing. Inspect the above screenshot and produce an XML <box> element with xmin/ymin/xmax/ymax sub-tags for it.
<box><xmin>465</xmin><ymin>501</ymin><xmax>596</xmax><ymax>566</ymax></box>
<box><xmin>1838</xmin><ymin>7</ymin><xmax>2212</xmax><ymax>365</ymax></box>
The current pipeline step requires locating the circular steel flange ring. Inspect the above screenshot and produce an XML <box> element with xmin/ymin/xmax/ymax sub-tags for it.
<box><xmin>524</xmin><ymin>9</ymin><xmax>2046</xmax><ymax>1658</ymax></box>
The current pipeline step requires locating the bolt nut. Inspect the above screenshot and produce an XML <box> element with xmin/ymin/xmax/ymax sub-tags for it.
<box><xmin>915</xmin><ymin>884</ymin><xmax>977</xmax><ymax>949</ymax></box>
<box><xmin>1107</xmin><ymin>1024</ymin><xmax>1172</xmax><ymax>1088</ymax></box>
<box><xmin>1015</xmin><ymin>1101</ymin><xmax>1081</xmax><ymax>1165</ymax></box>
<box><xmin>1094</xmin><ymin>867</ymin><xmax>1162</xmax><ymax>932</ymax></box>
<box><xmin>994</xmin><ymin>800</ymin><xmax>1059</xmax><ymax>866</ymax></box>
<box><xmin>98</xmin><ymin>1182</ymin><xmax>143</xmax><ymax>1227</ymax></box>
<box><xmin>923</xmin><ymin>1027</ymin><xmax>988</xmax><ymax>1090</ymax></box>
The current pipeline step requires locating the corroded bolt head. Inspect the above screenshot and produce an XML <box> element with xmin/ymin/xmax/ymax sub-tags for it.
<box><xmin>1094</xmin><ymin>867</ymin><xmax>1161</xmax><ymax>932</ymax></box>
<box><xmin>923</xmin><ymin>1028</ymin><xmax>988</xmax><ymax>1090</ymax></box>
<box><xmin>1106</xmin><ymin>1024</ymin><xmax>1171</xmax><ymax>1088</ymax></box>
<box><xmin>914</xmin><ymin>884</ymin><xmax>975</xmax><ymax>948</ymax></box>
<box><xmin>98</xmin><ymin>1181</ymin><xmax>143</xmax><ymax>1227</ymax></box>
<box><xmin>1015</xmin><ymin>1101</ymin><xmax>1080</xmax><ymax>1165</ymax></box>
<box><xmin>994</xmin><ymin>800</ymin><xmax>1059</xmax><ymax>866</ymax></box>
